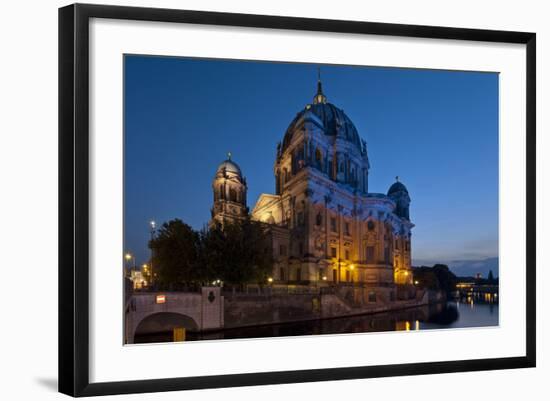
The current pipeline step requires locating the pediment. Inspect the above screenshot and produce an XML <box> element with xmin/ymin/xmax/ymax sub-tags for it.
<box><xmin>252</xmin><ymin>193</ymin><xmax>281</xmax><ymax>214</ymax></box>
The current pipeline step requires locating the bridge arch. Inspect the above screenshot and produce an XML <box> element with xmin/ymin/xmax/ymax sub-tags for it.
<box><xmin>125</xmin><ymin>289</ymin><xmax>224</xmax><ymax>344</ymax></box>
<box><xmin>133</xmin><ymin>312</ymin><xmax>199</xmax><ymax>343</ymax></box>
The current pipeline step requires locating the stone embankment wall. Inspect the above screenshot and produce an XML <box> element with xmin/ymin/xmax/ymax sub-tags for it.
<box><xmin>223</xmin><ymin>286</ymin><xmax>444</xmax><ymax>329</ymax></box>
<box><xmin>224</xmin><ymin>293</ymin><xmax>320</xmax><ymax>329</ymax></box>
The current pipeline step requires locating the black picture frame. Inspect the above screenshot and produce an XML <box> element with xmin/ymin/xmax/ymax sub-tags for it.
<box><xmin>59</xmin><ymin>3</ymin><xmax>536</xmax><ymax>397</ymax></box>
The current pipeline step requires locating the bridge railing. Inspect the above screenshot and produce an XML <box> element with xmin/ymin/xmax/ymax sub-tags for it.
<box><xmin>128</xmin><ymin>292</ymin><xmax>202</xmax><ymax>312</ymax></box>
<box><xmin>222</xmin><ymin>285</ymin><xmax>322</xmax><ymax>298</ymax></box>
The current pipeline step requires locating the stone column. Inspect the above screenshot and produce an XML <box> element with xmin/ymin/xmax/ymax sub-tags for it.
<box><xmin>324</xmin><ymin>195</ymin><xmax>330</xmax><ymax>261</ymax></box>
<box><xmin>338</xmin><ymin>204</ymin><xmax>344</xmax><ymax>282</ymax></box>
<box><xmin>354</xmin><ymin>206</ymin><xmax>361</xmax><ymax>263</ymax></box>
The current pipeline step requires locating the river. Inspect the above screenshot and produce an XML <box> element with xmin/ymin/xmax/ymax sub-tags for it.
<box><xmin>134</xmin><ymin>298</ymin><xmax>499</xmax><ymax>343</ymax></box>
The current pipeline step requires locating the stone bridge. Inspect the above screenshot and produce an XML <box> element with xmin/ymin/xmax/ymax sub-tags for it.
<box><xmin>124</xmin><ymin>287</ymin><xmax>224</xmax><ymax>344</ymax></box>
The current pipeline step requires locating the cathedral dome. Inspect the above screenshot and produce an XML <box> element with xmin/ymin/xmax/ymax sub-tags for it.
<box><xmin>281</xmin><ymin>76</ymin><xmax>364</xmax><ymax>155</ymax></box>
<box><xmin>216</xmin><ymin>155</ymin><xmax>242</xmax><ymax>177</ymax></box>
<box><xmin>388</xmin><ymin>180</ymin><xmax>409</xmax><ymax>196</ymax></box>
<box><xmin>282</xmin><ymin>103</ymin><xmax>363</xmax><ymax>154</ymax></box>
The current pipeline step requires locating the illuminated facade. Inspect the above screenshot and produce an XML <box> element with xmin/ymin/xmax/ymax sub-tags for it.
<box><xmin>210</xmin><ymin>154</ymin><xmax>249</xmax><ymax>228</ymax></box>
<box><xmin>130</xmin><ymin>270</ymin><xmax>148</xmax><ymax>290</ymax></box>
<box><xmin>211</xmin><ymin>77</ymin><xmax>414</xmax><ymax>287</ymax></box>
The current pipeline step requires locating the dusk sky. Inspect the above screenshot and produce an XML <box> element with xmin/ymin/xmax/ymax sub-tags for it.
<box><xmin>124</xmin><ymin>55</ymin><xmax>499</xmax><ymax>273</ymax></box>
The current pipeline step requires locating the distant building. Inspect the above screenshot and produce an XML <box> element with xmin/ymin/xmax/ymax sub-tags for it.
<box><xmin>130</xmin><ymin>269</ymin><xmax>147</xmax><ymax>290</ymax></box>
<box><xmin>210</xmin><ymin>76</ymin><xmax>414</xmax><ymax>288</ymax></box>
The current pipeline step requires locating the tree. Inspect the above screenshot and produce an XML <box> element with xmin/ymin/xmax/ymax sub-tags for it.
<box><xmin>412</xmin><ymin>267</ymin><xmax>440</xmax><ymax>290</ymax></box>
<box><xmin>149</xmin><ymin>219</ymin><xmax>200</xmax><ymax>288</ymax></box>
<box><xmin>432</xmin><ymin>264</ymin><xmax>458</xmax><ymax>294</ymax></box>
<box><xmin>202</xmin><ymin>218</ymin><xmax>273</xmax><ymax>286</ymax></box>
<box><xmin>412</xmin><ymin>264</ymin><xmax>457</xmax><ymax>294</ymax></box>
<box><xmin>149</xmin><ymin>217</ymin><xmax>273</xmax><ymax>289</ymax></box>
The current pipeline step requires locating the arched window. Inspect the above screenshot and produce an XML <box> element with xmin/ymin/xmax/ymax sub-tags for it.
<box><xmin>315</xmin><ymin>148</ymin><xmax>323</xmax><ymax>171</ymax></box>
<box><xmin>316</xmin><ymin>212</ymin><xmax>322</xmax><ymax>226</ymax></box>
<box><xmin>219</xmin><ymin>184</ymin><xmax>224</xmax><ymax>200</ymax></box>
<box><xmin>229</xmin><ymin>188</ymin><xmax>237</xmax><ymax>202</ymax></box>
<box><xmin>367</xmin><ymin>220</ymin><xmax>375</xmax><ymax>231</ymax></box>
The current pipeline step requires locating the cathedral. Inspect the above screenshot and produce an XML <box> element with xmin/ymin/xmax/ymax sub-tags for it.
<box><xmin>210</xmin><ymin>75</ymin><xmax>414</xmax><ymax>289</ymax></box>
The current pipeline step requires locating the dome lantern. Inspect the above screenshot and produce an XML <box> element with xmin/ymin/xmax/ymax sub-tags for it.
<box><xmin>313</xmin><ymin>67</ymin><xmax>327</xmax><ymax>105</ymax></box>
<box><xmin>215</xmin><ymin>152</ymin><xmax>243</xmax><ymax>178</ymax></box>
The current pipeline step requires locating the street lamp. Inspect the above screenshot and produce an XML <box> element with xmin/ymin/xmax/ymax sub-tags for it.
<box><xmin>149</xmin><ymin>220</ymin><xmax>156</xmax><ymax>287</ymax></box>
<box><xmin>124</xmin><ymin>252</ymin><xmax>135</xmax><ymax>277</ymax></box>
<box><xmin>142</xmin><ymin>263</ymin><xmax>149</xmax><ymax>284</ymax></box>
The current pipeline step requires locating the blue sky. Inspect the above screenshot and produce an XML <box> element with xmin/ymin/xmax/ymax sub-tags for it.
<box><xmin>124</xmin><ymin>55</ymin><xmax>499</xmax><ymax>271</ymax></box>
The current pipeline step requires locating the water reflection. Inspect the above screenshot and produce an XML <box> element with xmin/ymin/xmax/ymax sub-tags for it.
<box><xmin>134</xmin><ymin>299</ymin><xmax>499</xmax><ymax>343</ymax></box>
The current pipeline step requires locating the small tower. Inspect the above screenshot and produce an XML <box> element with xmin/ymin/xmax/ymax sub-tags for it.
<box><xmin>210</xmin><ymin>153</ymin><xmax>248</xmax><ymax>227</ymax></box>
<box><xmin>388</xmin><ymin>177</ymin><xmax>411</xmax><ymax>221</ymax></box>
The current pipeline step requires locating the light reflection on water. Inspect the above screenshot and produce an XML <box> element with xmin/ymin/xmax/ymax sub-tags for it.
<box><xmin>134</xmin><ymin>299</ymin><xmax>499</xmax><ymax>343</ymax></box>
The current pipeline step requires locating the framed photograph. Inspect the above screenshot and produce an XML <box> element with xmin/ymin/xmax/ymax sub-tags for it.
<box><xmin>58</xmin><ymin>3</ymin><xmax>536</xmax><ymax>397</ymax></box>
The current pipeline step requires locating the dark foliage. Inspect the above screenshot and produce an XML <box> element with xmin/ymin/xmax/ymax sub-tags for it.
<box><xmin>412</xmin><ymin>264</ymin><xmax>458</xmax><ymax>294</ymax></box>
<box><xmin>149</xmin><ymin>219</ymin><xmax>200</xmax><ymax>289</ymax></box>
<box><xmin>149</xmin><ymin>217</ymin><xmax>273</xmax><ymax>288</ymax></box>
